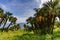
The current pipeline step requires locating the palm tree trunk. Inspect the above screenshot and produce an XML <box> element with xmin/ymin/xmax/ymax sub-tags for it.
<box><xmin>0</xmin><ymin>18</ymin><xmax>4</xmax><ymax>26</ymax></box>
<box><xmin>2</xmin><ymin>19</ymin><xmax>7</xmax><ymax>32</ymax></box>
<box><xmin>51</xmin><ymin>16</ymin><xmax>55</xmax><ymax>34</ymax></box>
<box><xmin>51</xmin><ymin>16</ymin><xmax>55</xmax><ymax>40</ymax></box>
<box><xmin>7</xmin><ymin>23</ymin><xmax>12</xmax><ymax>30</ymax></box>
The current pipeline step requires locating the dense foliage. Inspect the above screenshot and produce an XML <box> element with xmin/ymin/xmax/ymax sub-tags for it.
<box><xmin>0</xmin><ymin>8</ymin><xmax>21</xmax><ymax>32</ymax></box>
<box><xmin>26</xmin><ymin>0</ymin><xmax>60</xmax><ymax>34</ymax></box>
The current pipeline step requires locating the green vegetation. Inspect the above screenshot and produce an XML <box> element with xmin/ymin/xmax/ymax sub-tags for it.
<box><xmin>26</xmin><ymin>0</ymin><xmax>60</xmax><ymax>34</ymax></box>
<box><xmin>0</xmin><ymin>25</ymin><xmax>59</xmax><ymax>40</ymax></box>
<box><xmin>0</xmin><ymin>0</ymin><xmax>60</xmax><ymax>40</ymax></box>
<box><xmin>0</xmin><ymin>8</ymin><xmax>21</xmax><ymax>32</ymax></box>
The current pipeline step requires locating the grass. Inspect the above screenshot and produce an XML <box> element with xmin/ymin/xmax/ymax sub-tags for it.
<box><xmin>0</xmin><ymin>26</ymin><xmax>59</xmax><ymax>40</ymax></box>
<box><xmin>0</xmin><ymin>30</ymin><xmax>26</xmax><ymax>40</ymax></box>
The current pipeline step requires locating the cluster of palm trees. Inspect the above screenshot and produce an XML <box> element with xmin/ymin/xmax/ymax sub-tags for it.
<box><xmin>26</xmin><ymin>0</ymin><xmax>60</xmax><ymax>34</ymax></box>
<box><xmin>9</xmin><ymin>24</ymin><xmax>20</xmax><ymax>31</ymax></box>
<box><xmin>0</xmin><ymin>8</ymin><xmax>17</xmax><ymax>32</ymax></box>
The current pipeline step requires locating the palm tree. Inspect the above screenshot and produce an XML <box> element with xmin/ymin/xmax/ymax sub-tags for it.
<box><xmin>14</xmin><ymin>24</ymin><xmax>20</xmax><ymax>30</ymax></box>
<box><xmin>43</xmin><ymin>0</ymin><xmax>60</xmax><ymax>34</ymax></box>
<box><xmin>2</xmin><ymin>12</ymin><xmax>12</xmax><ymax>32</ymax></box>
<box><xmin>7</xmin><ymin>16</ymin><xmax>17</xmax><ymax>30</ymax></box>
<box><xmin>28</xmin><ymin>0</ymin><xmax>60</xmax><ymax>34</ymax></box>
<box><xmin>26</xmin><ymin>17</ymin><xmax>34</xmax><ymax>27</ymax></box>
<box><xmin>34</xmin><ymin>0</ymin><xmax>60</xmax><ymax>33</ymax></box>
<box><xmin>34</xmin><ymin>6</ymin><xmax>48</xmax><ymax>34</ymax></box>
<box><xmin>0</xmin><ymin>8</ymin><xmax>4</xmax><ymax>26</ymax></box>
<box><xmin>26</xmin><ymin>16</ymin><xmax>40</xmax><ymax>34</ymax></box>
<box><xmin>24</xmin><ymin>24</ymin><xmax>28</xmax><ymax>31</ymax></box>
<box><xmin>26</xmin><ymin>17</ymin><xmax>36</xmax><ymax>32</ymax></box>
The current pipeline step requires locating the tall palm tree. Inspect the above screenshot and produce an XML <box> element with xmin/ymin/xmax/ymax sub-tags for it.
<box><xmin>32</xmin><ymin>0</ymin><xmax>60</xmax><ymax>34</ymax></box>
<box><xmin>26</xmin><ymin>17</ymin><xmax>34</xmax><ymax>27</ymax></box>
<box><xmin>7</xmin><ymin>16</ymin><xmax>17</xmax><ymax>30</ymax></box>
<box><xmin>2</xmin><ymin>12</ymin><xmax>12</xmax><ymax>32</ymax></box>
<box><xmin>43</xmin><ymin>0</ymin><xmax>60</xmax><ymax>34</ymax></box>
<box><xmin>26</xmin><ymin>17</ymin><xmax>36</xmax><ymax>32</ymax></box>
<box><xmin>0</xmin><ymin>8</ymin><xmax>4</xmax><ymax>26</ymax></box>
<box><xmin>26</xmin><ymin>16</ymin><xmax>40</xmax><ymax>34</ymax></box>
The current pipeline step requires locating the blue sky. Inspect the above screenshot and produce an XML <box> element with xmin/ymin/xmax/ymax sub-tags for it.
<box><xmin>0</xmin><ymin>0</ymin><xmax>50</xmax><ymax>23</ymax></box>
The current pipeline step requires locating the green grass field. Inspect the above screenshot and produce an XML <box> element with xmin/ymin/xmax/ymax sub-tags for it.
<box><xmin>0</xmin><ymin>26</ymin><xmax>60</xmax><ymax>40</ymax></box>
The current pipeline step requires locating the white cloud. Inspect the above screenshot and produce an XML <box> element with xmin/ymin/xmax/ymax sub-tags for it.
<box><xmin>14</xmin><ymin>16</ymin><xmax>27</xmax><ymax>23</ymax></box>
<box><xmin>35</xmin><ymin>0</ymin><xmax>50</xmax><ymax>8</ymax></box>
<box><xmin>17</xmin><ymin>17</ymin><xmax>27</xmax><ymax>23</ymax></box>
<box><xmin>35</xmin><ymin>0</ymin><xmax>41</xmax><ymax>8</ymax></box>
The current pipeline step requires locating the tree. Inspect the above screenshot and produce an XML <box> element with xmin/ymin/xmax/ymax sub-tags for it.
<box><xmin>15</xmin><ymin>24</ymin><xmax>21</xmax><ymax>30</ymax></box>
<box><xmin>26</xmin><ymin>0</ymin><xmax>60</xmax><ymax>34</ymax></box>
<box><xmin>7</xmin><ymin>16</ymin><xmax>17</xmax><ymax>31</ymax></box>
<box><xmin>34</xmin><ymin>0</ymin><xmax>60</xmax><ymax>34</ymax></box>
<box><xmin>24</xmin><ymin>24</ymin><xmax>28</xmax><ymax>31</ymax></box>
<box><xmin>9</xmin><ymin>24</ymin><xmax>20</xmax><ymax>31</ymax></box>
<box><xmin>24</xmin><ymin>24</ymin><xmax>32</xmax><ymax>32</ymax></box>
<box><xmin>0</xmin><ymin>8</ymin><xmax>17</xmax><ymax>32</ymax></box>
<box><xmin>0</xmin><ymin>8</ymin><xmax>4</xmax><ymax>26</ymax></box>
<box><xmin>43</xmin><ymin>0</ymin><xmax>60</xmax><ymax>34</ymax></box>
<box><xmin>26</xmin><ymin>17</ymin><xmax>37</xmax><ymax>32</ymax></box>
<box><xmin>26</xmin><ymin>17</ymin><xmax>35</xmax><ymax>29</ymax></box>
<box><xmin>2</xmin><ymin>12</ymin><xmax>12</xmax><ymax>32</ymax></box>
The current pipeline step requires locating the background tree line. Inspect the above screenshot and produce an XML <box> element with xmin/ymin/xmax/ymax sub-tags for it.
<box><xmin>24</xmin><ymin>0</ymin><xmax>60</xmax><ymax>34</ymax></box>
<box><xmin>0</xmin><ymin>8</ymin><xmax>20</xmax><ymax>32</ymax></box>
